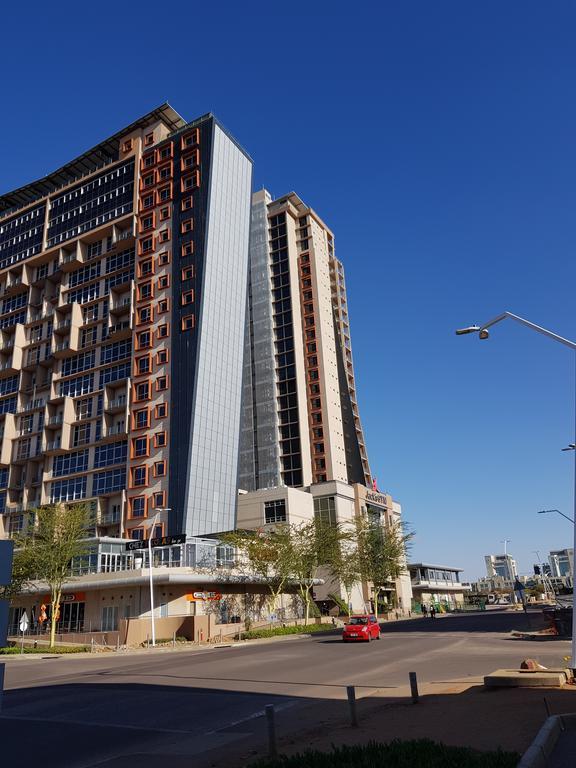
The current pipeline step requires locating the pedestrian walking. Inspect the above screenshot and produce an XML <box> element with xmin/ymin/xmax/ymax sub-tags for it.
<box><xmin>430</xmin><ymin>605</ymin><xmax>436</xmax><ymax>619</ymax></box>
<box><xmin>421</xmin><ymin>604</ymin><xmax>428</xmax><ymax>618</ymax></box>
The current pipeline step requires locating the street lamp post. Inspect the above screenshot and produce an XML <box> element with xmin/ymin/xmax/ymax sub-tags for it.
<box><xmin>538</xmin><ymin>508</ymin><xmax>575</xmax><ymax>525</ymax></box>
<box><xmin>456</xmin><ymin>311</ymin><xmax>576</xmax><ymax>671</ymax></box>
<box><xmin>146</xmin><ymin>512</ymin><xmax>160</xmax><ymax>647</ymax></box>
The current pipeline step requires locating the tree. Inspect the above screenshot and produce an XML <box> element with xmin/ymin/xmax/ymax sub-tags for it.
<box><xmin>357</xmin><ymin>514</ymin><xmax>414</xmax><ymax>620</ymax></box>
<box><xmin>331</xmin><ymin>541</ymin><xmax>362</xmax><ymax>618</ymax></box>
<box><xmin>288</xmin><ymin>519</ymin><xmax>351</xmax><ymax>624</ymax></box>
<box><xmin>20</xmin><ymin>503</ymin><xmax>92</xmax><ymax>647</ymax></box>
<box><xmin>0</xmin><ymin>544</ymin><xmax>36</xmax><ymax>602</ymax></box>
<box><xmin>221</xmin><ymin>527</ymin><xmax>295</xmax><ymax>617</ymax></box>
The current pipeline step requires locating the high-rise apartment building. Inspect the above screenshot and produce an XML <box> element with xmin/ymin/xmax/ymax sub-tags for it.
<box><xmin>548</xmin><ymin>548</ymin><xmax>574</xmax><ymax>579</ymax></box>
<box><xmin>485</xmin><ymin>553</ymin><xmax>518</xmax><ymax>581</ymax></box>
<box><xmin>0</xmin><ymin>104</ymin><xmax>252</xmax><ymax>541</ymax></box>
<box><xmin>239</xmin><ymin>190</ymin><xmax>371</xmax><ymax>491</ymax></box>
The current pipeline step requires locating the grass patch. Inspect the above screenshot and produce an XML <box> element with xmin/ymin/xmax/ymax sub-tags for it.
<box><xmin>240</xmin><ymin>623</ymin><xmax>335</xmax><ymax>640</ymax></box>
<box><xmin>0</xmin><ymin>645</ymin><xmax>88</xmax><ymax>654</ymax></box>
<box><xmin>249</xmin><ymin>740</ymin><xmax>519</xmax><ymax>767</ymax></box>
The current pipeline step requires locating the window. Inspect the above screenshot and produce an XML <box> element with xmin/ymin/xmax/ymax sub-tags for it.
<box><xmin>181</xmin><ymin>129</ymin><xmax>199</xmax><ymax>148</ymax></box>
<box><xmin>142</xmin><ymin>153</ymin><xmax>155</xmax><ymax>170</ymax></box>
<box><xmin>156</xmin><ymin>375</ymin><xmax>168</xmax><ymax>391</ymax></box>
<box><xmin>131</xmin><ymin>466</ymin><xmax>148</xmax><ymax>487</ymax></box>
<box><xmin>159</xmin><ymin>205</ymin><xmax>170</xmax><ymax>221</ymax></box>
<box><xmin>132</xmin><ymin>436</ymin><xmax>149</xmax><ymax>458</ymax></box>
<box><xmin>136</xmin><ymin>355</ymin><xmax>151</xmax><ymax>376</ymax></box>
<box><xmin>137</xmin><ymin>282</ymin><xmax>153</xmax><ymax>301</ymax></box>
<box><xmin>265</xmin><ymin>499</ymin><xmax>287</xmax><ymax>524</ymax></box>
<box><xmin>50</xmin><ymin>476</ymin><xmax>87</xmax><ymax>503</ymax></box>
<box><xmin>139</xmin><ymin>236</ymin><xmax>153</xmax><ymax>255</ymax></box>
<box><xmin>123</xmin><ymin>139</ymin><xmax>133</xmax><ymax>152</ymax></box>
<box><xmin>155</xmin><ymin>403</ymin><xmax>167</xmax><ymax>419</ymax></box>
<box><xmin>52</xmin><ymin>450</ymin><xmax>89</xmax><ymax>477</ymax></box>
<box><xmin>130</xmin><ymin>496</ymin><xmax>146</xmax><ymax>518</ymax></box>
<box><xmin>137</xmin><ymin>330</ymin><xmax>151</xmax><ymax>349</ymax></box>
<box><xmin>153</xmin><ymin>491</ymin><xmax>166</xmax><ymax>508</ymax></box>
<box><xmin>144</xmin><ymin>132</ymin><xmax>154</xmax><ymax>146</ymax></box>
<box><xmin>157</xmin><ymin>250</ymin><xmax>170</xmax><ymax>266</ymax></box>
<box><xmin>156</xmin><ymin>349</ymin><xmax>168</xmax><ymax>364</ymax></box>
<box><xmin>158</xmin><ymin>299</ymin><xmax>169</xmax><ymax>314</ymax></box>
<box><xmin>140</xmin><ymin>214</ymin><xmax>154</xmax><ymax>232</ymax></box>
<box><xmin>72</xmin><ymin>423</ymin><xmax>91</xmax><ymax>447</ymax></box>
<box><xmin>133</xmin><ymin>408</ymin><xmax>150</xmax><ymax>429</ymax></box>
<box><xmin>138</xmin><ymin>259</ymin><xmax>153</xmax><ymax>278</ymax></box>
<box><xmin>181</xmin><ymin>266</ymin><xmax>194</xmax><ymax>281</ymax></box>
<box><xmin>142</xmin><ymin>173</ymin><xmax>155</xmax><ymax>190</ymax></box>
<box><xmin>181</xmin><ymin>290</ymin><xmax>194</xmax><ymax>306</ymax></box>
<box><xmin>158</xmin><ymin>164</ymin><xmax>172</xmax><ymax>181</ymax></box>
<box><xmin>181</xmin><ymin>150</ymin><xmax>199</xmax><ymax>170</ymax></box>
<box><xmin>159</xmin><ymin>145</ymin><xmax>172</xmax><ymax>160</ymax></box>
<box><xmin>158</xmin><ymin>229</ymin><xmax>170</xmax><ymax>243</ymax></box>
<box><xmin>181</xmin><ymin>314</ymin><xmax>194</xmax><ymax>331</ymax></box>
<box><xmin>181</xmin><ymin>219</ymin><xmax>193</xmax><ymax>234</ymax></box>
<box><xmin>94</xmin><ymin>441</ymin><xmax>128</xmax><ymax>468</ymax></box>
<box><xmin>101</xmin><ymin>340</ymin><xmax>132</xmax><ymax>364</ymax></box>
<box><xmin>158</xmin><ymin>274</ymin><xmax>170</xmax><ymax>289</ymax></box>
<box><xmin>157</xmin><ymin>184</ymin><xmax>172</xmax><ymax>202</ymax></box>
<box><xmin>154</xmin><ymin>460</ymin><xmax>166</xmax><ymax>477</ymax></box>
<box><xmin>154</xmin><ymin>431</ymin><xmax>167</xmax><ymax>448</ymax></box>
<box><xmin>157</xmin><ymin>324</ymin><xmax>169</xmax><ymax>339</ymax></box>
<box><xmin>136</xmin><ymin>306</ymin><xmax>152</xmax><ymax>325</ymax></box>
<box><xmin>181</xmin><ymin>242</ymin><xmax>193</xmax><ymax>257</ymax></box>
<box><xmin>181</xmin><ymin>172</ymin><xmax>199</xmax><ymax>192</ymax></box>
<box><xmin>76</xmin><ymin>398</ymin><xmax>93</xmax><ymax>420</ymax></box>
<box><xmin>134</xmin><ymin>381</ymin><xmax>151</xmax><ymax>402</ymax></box>
<box><xmin>182</xmin><ymin>196</ymin><xmax>193</xmax><ymax>211</ymax></box>
<box><xmin>314</xmin><ymin>496</ymin><xmax>336</xmax><ymax>526</ymax></box>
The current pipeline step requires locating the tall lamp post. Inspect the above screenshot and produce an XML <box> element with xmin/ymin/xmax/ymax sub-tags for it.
<box><xmin>146</xmin><ymin>511</ymin><xmax>160</xmax><ymax>647</ymax></box>
<box><xmin>456</xmin><ymin>311</ymin><xmax>576</xmax><ymax>671</ymax></box>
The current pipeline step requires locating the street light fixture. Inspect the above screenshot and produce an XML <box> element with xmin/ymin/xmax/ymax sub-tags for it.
<box><xmin>456</xmin><ymin>310</ymin><xmax>576</xmax><ymax>671</ymax></box>
<box><xmin>538</xmin><ymin>509</ymin><xmax>575</xmax><ymax>525</ymax></box>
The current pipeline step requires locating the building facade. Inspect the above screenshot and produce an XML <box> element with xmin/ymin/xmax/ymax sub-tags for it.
<box><xmin>485</xmin><ymin>554</ymin><xmax>518</xmax><ymax>582</ymax></box>
<box><xmin>239</xmin><ymin>190</ymin><xmax>371</xmax><ymax>492</ymax></box>
<box><xmin>0</xmin><ymin>105</ymin><xmax>252</xmax><ymax>542</ymax></box>
<box><xmin>408</xmin><ymin>563</ymin><xmax>469</xmax><ymax>608</ymax></box>
<box><xmin>548</xmin><ymin>548</ymin><xmax>574</xmax><ymax>579</ymax></box>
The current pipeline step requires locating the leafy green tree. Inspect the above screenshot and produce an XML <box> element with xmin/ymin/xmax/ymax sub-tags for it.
<box><xmin>19</xmin><ymin>503</ymin><xmax>92</xmax><ymax>647</ymax></box>
<box><xmin>357</xmin><ymin>514</ymin><xmax>414</xmax><ymax>620</ymax></box>
<box><xmin>331</xmin><ymin>541</ymin><xmax>363</xmax><ymax>618</ymax></box>
<box><xmin>222</xmin><ymin>527</ymin><xmax>295</xmax><ymax>617</ymax></box>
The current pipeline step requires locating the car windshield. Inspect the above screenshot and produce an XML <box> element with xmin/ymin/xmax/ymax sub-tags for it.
<box><xmin>348</xmin><ymin>617</ymin><xmax>368</xmax><ymax>625</ymax></box>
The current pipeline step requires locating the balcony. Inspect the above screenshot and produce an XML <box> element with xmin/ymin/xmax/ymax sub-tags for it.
<box><xmin>54</xmin><ymin>319</ymin><xmax>71</xmax><ymax>334</ymax></box>
<box><xmin>46</xmin><ymin>415</ymin><xmax>63</xmax><ymax>428</ymax></box>
<box><xmin>44</xmin><ymin>440</ymin><xmax>63</xmax><ymax>454</ymax></box>
<box><xmin>110</xmin><ymin>297</ymin><xmax>132</xmax><ymax>315</ymax></box>
<box><xmin>107</xmin><ymin>320</ymin><xmax>131</xmax><ymax>339</ymax></box>
<box><xmin>106</xmin><ymin>396</ymin><xmax>127</xmax><ymax>413</ymax></box>
<box><xmin>107</xmin><ymin>424</ymin><xmax>127</xmax><ymax>436</ymax></box>
<box><xmin>100</xmin><ymin>510</ymin><xmax>121</xmax><ymax>525</ymax></box>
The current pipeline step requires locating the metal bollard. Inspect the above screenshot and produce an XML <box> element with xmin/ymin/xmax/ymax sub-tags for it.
<box><xmin>172</xmin><ymin>631</ymin><xmax>176</xmax><ymax>648</ymax></box>
<box><xmin>265</xmin><ymin>704</ymin><xmax>277</xmax><ymax>757</ymax></box>
<box><xmin>346</xmin><ymin>685</ymin><xmax>358</xmax><ymax>727</ymax></box>
<box><xmin>409</xmin><ymin>671</ymin><xmax>419</xmax><ymax>704</ymax></box>
<box><xmin>91</xmin><ymin>638</ymin><xmax>95</xmax><ymax>654</ymax></box>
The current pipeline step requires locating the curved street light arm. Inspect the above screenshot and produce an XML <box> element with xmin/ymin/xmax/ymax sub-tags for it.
<box><xmin>479</xmin><ymin>312</ymin><xmax>576</xmax><ymax>351</ymax></box>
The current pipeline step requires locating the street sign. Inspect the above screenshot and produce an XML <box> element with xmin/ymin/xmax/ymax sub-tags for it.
<box><xmin>125</xmin><ymin>533</ymin><xmax>186</xmax><ymax>551</ymax></box>
<box><xmin>186</xmin><ymin>592</ymin><xmax>222</xmax><ymax>601</ymax></box>
<box><xmin>19</xmin><ymin>611</ymin><xmax>28</xmax><ymax>633</ymax></box>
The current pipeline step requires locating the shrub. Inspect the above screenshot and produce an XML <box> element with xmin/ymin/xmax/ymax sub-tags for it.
<box><xmin>0</xmin><ymin>645</ymin><xmax>88</xmax><ymax>654</ymax></box>
<box><xmin>249</xmin><ymin>739</ymin><xmax>519</xmax><ymax>767</ymax></box>
<box><xmin>239</xmin><ymin>623</ymin><xmax>335</xmax><ymax>640</ymax></box>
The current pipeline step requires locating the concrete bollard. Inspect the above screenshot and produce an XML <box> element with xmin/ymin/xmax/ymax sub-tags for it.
<box><xmin>265</xmin><ymin>704</ymin><xmax>277</xmax><ymax>757</ymax></box>
<box><xmin>409</xmin><ymin>672</ymin><xmax>419</xmax><ymax>704</ymax></box>
<box><xmin>172</xmin><ymin>631</ymin><xmax>176</xmax><ymax>648</ymax></box>
<box><xmin>346</xmin><ymin>685</ymin><xmax>358</xmax><ymax>727</ymax></box>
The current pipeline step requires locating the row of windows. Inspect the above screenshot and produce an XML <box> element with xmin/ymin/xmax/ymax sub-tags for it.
<box><xmin>0</xmin><ymin>396</ymin><xmax>17</xmax><ymax>414</ymax></box>
<box><xmin>0</xmin><ymin>204</ymin><xmax>45</xmax><ymax>267</ymax></box>
<box><xmin>101</xmin><ymin>339</ymin><xmax>132</xmax><ymax>364</ymax></box>
<box><xmin>67</xmin><ymin>283</ymin><xmax>100</xmax><ymax>305</ymax></box>
<box><xmin>59</xmin><ymin>373</ymin><xmax>94</xmax><ymax>398</ymax></box>
<box><xmin>68</xmin><ymin>262</ymin><xmax>101</xmax><ymax>288</ymax></box>
<box><xmin>53</xmin><ymin>450</ymin><xmax>89</xmax><ymax>477</ymax></box>
<box><xmin>106</xmin><ymin>247</ymin><xmax>134</xmax><ymax>274</ymax></box>
<box><xmin>1</xmin><ymin>292</ymin><xmax>28</xmax><ymax>315</ymax></box>
<box><xmin>100</xmin><ymin>362</ymin><xmax>130</xmax><ymax>386</ymax></box>
<box><xmin>93</xmin><ymin>468</ymin><xmax>126</xmax><ymax>495</ymax></box>
<box><xmin>0</xmin><ymin>310</ymin><xmax>26</xmax><ymax>329</ymax></box>
<box><xmin>0</xmin><ymin>376</ymin><xmax>19</xmax><ymax>396</ymax></box>
<box><xmin>94</xmin><ymin>440</ymin><xmax>127</xmax><ymax>468</ymax></box>
<box><xmin>61</xmin><ymin>350</ymin><xmax>96</xmax><ymax>377</ymax></box>
<box><xmin>105</xmin><ymin>269</ymin><xmax>133</xmax><ymax>292</ymax></box>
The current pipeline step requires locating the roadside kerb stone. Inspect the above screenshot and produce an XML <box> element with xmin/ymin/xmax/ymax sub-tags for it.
<box><xmin>484</xmin><ymin>669</ymin><xmax>572</xmax><ymax>688</ymax></box>
<box><xmin>518</xmin><ymin>714</ymin><xmax>576</xmax><ymax>768</ymax></box>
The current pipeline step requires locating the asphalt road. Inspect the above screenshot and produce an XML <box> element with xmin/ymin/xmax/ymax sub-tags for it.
<box><xmin>0</xmin><ymin>609</ymin><xmax>570</xmax><ymax>767</ymax></box>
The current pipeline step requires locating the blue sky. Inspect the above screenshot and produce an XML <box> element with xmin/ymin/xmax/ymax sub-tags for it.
<box><xmin>1</xmin><ymin>2</ymin><xmax>575</xmax><ymax>579</ymax></box>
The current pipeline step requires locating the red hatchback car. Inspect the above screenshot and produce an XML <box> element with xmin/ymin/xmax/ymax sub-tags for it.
<box><xmin>342</xmin><ymin>614</ymin><xmax>381</xmax><ymax>642</ymax></box>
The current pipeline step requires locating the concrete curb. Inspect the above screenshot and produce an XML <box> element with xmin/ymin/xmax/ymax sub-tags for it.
<box><xmin>518</xmin><ymin>714</ymin><xmax>576</xmax><ymax>767</ymax></box>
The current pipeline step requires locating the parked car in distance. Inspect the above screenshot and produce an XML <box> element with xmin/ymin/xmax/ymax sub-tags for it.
<box><xmin>342</xmin><ymin>614</ymin><xmax>381</xmax><ymax>642</ymax></box>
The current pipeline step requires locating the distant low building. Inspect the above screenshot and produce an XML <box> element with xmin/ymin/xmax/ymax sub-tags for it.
<box><xmin>407</xmin><ymin>563</ymin><xmax>470</xmax><ymax>608</ymax></box>
<box><xmin>549</xmin><ymin>549</ymin><xmax>574</xmax><ymax>579</ymax></box>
